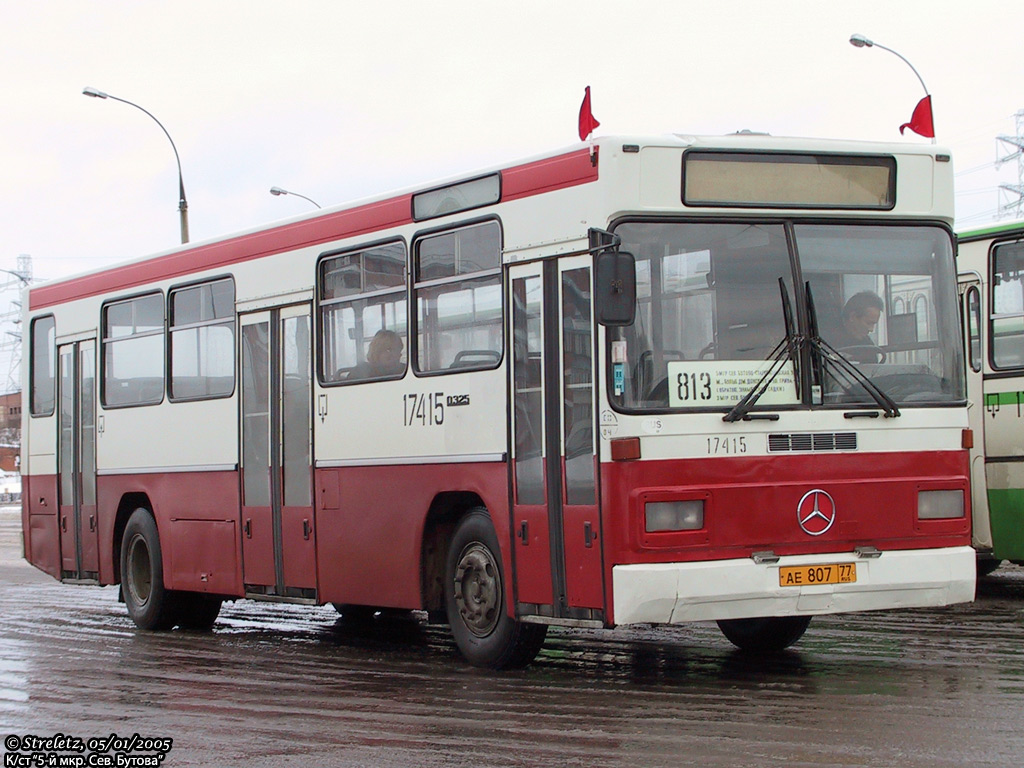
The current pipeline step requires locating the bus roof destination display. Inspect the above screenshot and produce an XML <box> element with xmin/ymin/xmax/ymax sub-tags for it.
<box><xmin>683</xmin><ymin>151</ymin><xmax>895</xmax><ymax>210</ymax></box>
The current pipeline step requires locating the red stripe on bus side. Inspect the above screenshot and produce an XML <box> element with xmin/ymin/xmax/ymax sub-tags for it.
<box><xmin>502</xmin><ymin>148</ymin><xmax>598</xmax><ymax>202</ymax></box>
<box><xmin>29</xmin><ymin>195</ymin><xmax>413</xmax><ymax>310</ymax></box>
<box><xmin>29</xmin><ymin>148</ymin><xmax>600</xmax><ymax>311</ymax></box>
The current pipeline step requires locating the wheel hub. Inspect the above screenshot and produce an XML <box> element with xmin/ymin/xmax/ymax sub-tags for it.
<box><xmin>126</xmin><ymin>534</ymin><xmax>152</xmax><ymax>607</ymax></box>
<box><xmin>454</xmin><ymin>543</ymin><xmax>500</xmax><ymax>637</ymax></box>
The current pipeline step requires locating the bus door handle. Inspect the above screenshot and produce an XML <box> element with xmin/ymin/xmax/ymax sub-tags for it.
<box><xmin>89</xmin><ymin>515</ymin><xmax>95</xmax><ymax>532</ymax></box>
<box><xmin>303</xmin><ymin>519</ymin><xmax>312</xmax><ymax>540</ymax></box>
<box><xmin>584</xmin><ymin>522</ymin><xmax>596</xmax><ymax>548</ymax></box>
<box><xmin>244</xmin><ymin>519</ymin><xmax>252</xmax><ymax>539</ymax></box>
<box><xmin>61</xmin><ymin>515</ymin><xmax>67</xmax><ymax>532</ymax></box>
<box><xmin>518</xmin><ymin>520</ymin><xmax>529</xmax><ymax>544</ymax></box>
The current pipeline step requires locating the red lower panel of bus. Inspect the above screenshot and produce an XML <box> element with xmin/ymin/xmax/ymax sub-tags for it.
<box><xmin>23</xmin><ymin>474</ymin><xmax>60</xmax><ymax>580</ymax></box>
<box><xmin>599</xmin><ymin>449</ymin><xmax>971</xmax><ymax>573</ymax></box>
<box><xmin>23</xmin><ymin>464</ymin><xmax>511</xmax><ymax>612</ymax></box>
<box><xmin>23</xmin><ymin>450</ymin><xmax>966</xmax><ymax>627</ymax></box>
<box><xmin>314</xmin><ymin>462</ymin><xmax>509</xmax><ymax>610</ymax></box>
<box><xmin>95</xmin><ymin>471</ymin><xmax>243</xmax><ymax>592</ymax></box>
<box><xmin>510</xmin><ymin>502</ymin><xmax>555</xmax><ymax>607</ymax></box>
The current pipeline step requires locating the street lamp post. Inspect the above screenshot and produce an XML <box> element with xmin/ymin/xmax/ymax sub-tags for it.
<box><xmin>849</xmin><ymin>34</ymin><xmax>935</xmax><ymax>143</ymax></box>
<box><xmin>83</xmin><ymin>87</ymin><xmax>190</xmax><ymax>243</ymax></box>
<box><xmin>269</xmin><ymin>186</ymin><xmax>322</xmax><ymax>209</ymax></box>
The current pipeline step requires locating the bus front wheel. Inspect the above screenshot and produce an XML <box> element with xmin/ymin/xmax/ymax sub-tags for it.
<box><xmin>445</xmin><ymin>509</ymin><xmax>546</xmax><ymax>669</ymax></box>
<box><xmin>717</xmin><ymin>615</ymin><xmax>812</xmax><ymax>652</ymax></box>
<box><xmin>977</xmin><ymin>557</ymin><xmax>1003</xmax><ymax>577</ymax></box>
<box><xmin>121</xmin><ymin>508</ymin><xmax>178</xmax><ymax>630</ymax></box>
<box><xmin>176</xmin><ymin>593</ymin><xmax>222</xmax><ymax>630</ymax></box>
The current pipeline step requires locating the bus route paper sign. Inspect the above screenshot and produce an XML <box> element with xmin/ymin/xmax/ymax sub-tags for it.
<box><xmin>666</xmin><ymin>360</ymin><xmax>799</xmax><ymax>408</ymax></box>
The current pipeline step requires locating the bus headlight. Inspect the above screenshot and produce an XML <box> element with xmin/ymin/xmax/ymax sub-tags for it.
<box><xmin>645</xmin><ymin>500</ymin><xmax>704</xmax><ymax>532</ymax></box>
<box><xmin>917</xmin><ymin>490</ymin><xmax>965</xmax><ymax>520</ymax></box>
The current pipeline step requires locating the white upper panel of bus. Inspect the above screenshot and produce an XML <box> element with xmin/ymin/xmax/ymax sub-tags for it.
<box><xmin>28</xmin><ymin>132</ymin><xmax>954</xmax><ymax>315</ymax></box>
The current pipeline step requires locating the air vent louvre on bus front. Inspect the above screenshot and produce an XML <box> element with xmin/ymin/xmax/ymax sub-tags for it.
<box><xmin>767</xmin><ymin>432</ymin><xmax>858</xmax><ymax>452</ymax></box>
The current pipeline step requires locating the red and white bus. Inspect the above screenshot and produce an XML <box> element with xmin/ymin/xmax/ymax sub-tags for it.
<box><xmin>21</xmin><ymin>133</ymin><xmax>975</xmax><ymax>668</ymax></box>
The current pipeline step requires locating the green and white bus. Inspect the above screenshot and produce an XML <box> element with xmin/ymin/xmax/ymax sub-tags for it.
<box><xmin>958</xmin><ymin>220</ymin><xmax>1024</xmax><ymax>572</ymax></box>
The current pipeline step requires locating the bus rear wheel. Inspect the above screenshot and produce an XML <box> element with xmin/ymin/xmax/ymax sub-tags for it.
<box><xmin>445</xmin><ymin>509</ymin><xmax>546</xmax><ymax>669</ymax></box>
<box><xmin>121</xmin><ymin>508</ymin><xmax>178</xmax><ymax>630</ymax></box>
<box><xmin>717</xmin><ymin>616</ymin><xmax>812</xmax><ymax>653</ymax></box>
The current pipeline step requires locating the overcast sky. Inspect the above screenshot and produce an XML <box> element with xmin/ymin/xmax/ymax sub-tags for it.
<box><xmin>1</xmin><ymin>0</ymin><xmax>1022</xmax><ymax>390</ymax></box>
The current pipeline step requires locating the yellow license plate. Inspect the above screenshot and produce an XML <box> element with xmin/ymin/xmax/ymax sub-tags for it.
<box><xmin>779</xmin><ymin>563</ymin><xmax>857</xmax><ymax>587</ymax></box>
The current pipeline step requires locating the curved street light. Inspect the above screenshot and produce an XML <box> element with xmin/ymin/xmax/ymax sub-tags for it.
<box><xmin>849</xmin><ymin>35</ymin><xmax>934</xmax><ymax>143</ymax></box>
<box><xmin>83</xmin><ymin>87</ymin><xmax>190</xmax><ymax>243</ymax></box>
<box><xmin>270</xmin><ymin>186</ymin><xmax>322</xmax><ymax>209</ymax></box>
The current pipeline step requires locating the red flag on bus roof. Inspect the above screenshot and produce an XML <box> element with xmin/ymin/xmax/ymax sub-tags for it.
<box><xmin>578</xmin><ymin>86</ymin><xmax>600</xmax><ymax>141</ymax></box>
<box><xmin>900</xmin><ymin>95</ymin><xmax>934</xmax><ymax>139</ymax></box>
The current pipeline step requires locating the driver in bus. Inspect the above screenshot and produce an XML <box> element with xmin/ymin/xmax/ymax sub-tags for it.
<box><xmin>833</xmin><ymin>291</ymin><xmax>884</xmax><ymax>363</ymax></box>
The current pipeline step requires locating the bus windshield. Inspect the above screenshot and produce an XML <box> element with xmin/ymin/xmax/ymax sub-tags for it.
<box><xmin>609</xmin><ymin>221</ymin><xmax>964</xmax><ymax>412</ymax></box>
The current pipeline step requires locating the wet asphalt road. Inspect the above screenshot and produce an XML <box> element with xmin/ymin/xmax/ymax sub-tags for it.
<box><xmin>1</xmin><ymin>506</ymin><xmax>1023</xmax><ymax>768</ymax></box>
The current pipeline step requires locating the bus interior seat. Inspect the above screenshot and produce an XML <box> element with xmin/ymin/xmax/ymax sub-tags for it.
<box><xmin>635</xmin><ymin>349</ymin><xmax>684</xmax><ymax>399</ymax></box>
<box><xmin>450</xmin><ymin>349</ymin><xmax>501</xmax><ymax>368</ymax></box>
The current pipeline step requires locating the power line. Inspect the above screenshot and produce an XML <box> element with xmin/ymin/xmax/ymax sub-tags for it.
<box><xmin>955</xmin><ymin>160</ymin><xmax>999</xmax><ymax>177</ymax></box>
<box><xmin>0</xmin><ymin>255</ymin><xmax>33</xmax><ymax>394</ymax></box>
<box><xmin>956</xmin><ymin>187</ymin><xmax>1000</xmax><ymax>196</ymax></box>
<box><xmin>945</xmin><ymin>113</ymin><xmax>1020</xmax><ymax>145</ymax></box>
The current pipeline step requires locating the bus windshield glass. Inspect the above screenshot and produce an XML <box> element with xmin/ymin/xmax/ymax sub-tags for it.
<box><xmin>609</xmin><ymin>221</ymin><xmax>964</xmax><ymax>412</ymax></box>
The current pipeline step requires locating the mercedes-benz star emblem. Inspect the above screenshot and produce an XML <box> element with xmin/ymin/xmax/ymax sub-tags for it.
<box><xmin>796</xmin><ymin>489</ymin><xmax>836</xmax><ymax>536</ymax></box>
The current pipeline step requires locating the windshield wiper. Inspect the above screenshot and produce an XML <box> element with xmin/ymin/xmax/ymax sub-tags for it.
<box><xmin>723</xmin><ymin>279</ymin><xmax>801</xmax><ymax>423</ymax></box>
<box><xmin>805</xmin><ymin>282</ymin><xmax>900</xmax><ymax>418</ymax></box>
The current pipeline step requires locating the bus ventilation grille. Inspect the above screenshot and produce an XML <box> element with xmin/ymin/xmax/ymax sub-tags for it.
<box><xmin>767</xmin><ymin>432</ymin><xmax>858</xmax><ymax>452</ymax></box>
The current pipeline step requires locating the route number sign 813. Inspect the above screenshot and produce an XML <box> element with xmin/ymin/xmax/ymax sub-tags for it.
<box><xmin>666</xmin><ymin>360</ymin><xmax>799</xmax><ymax>408</ymax></box>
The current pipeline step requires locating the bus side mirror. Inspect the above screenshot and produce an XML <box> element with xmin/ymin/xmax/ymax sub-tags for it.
<box><xmin>595</xmin><ymin>251</ymin><xmax>637</xmax><ymax>326</ymax></box>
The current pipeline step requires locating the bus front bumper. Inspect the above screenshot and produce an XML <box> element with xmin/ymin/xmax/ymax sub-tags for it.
<box><xmin>611</xmin><ymin>546</ymin><xmax>976</xmax><ymax>626</ymax></box>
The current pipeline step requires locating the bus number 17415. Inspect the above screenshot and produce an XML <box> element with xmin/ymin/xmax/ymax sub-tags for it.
<box><xmin>403</xmin><ymin>392</ymin><xmax>444</xmax><ymax>427</ymax></box>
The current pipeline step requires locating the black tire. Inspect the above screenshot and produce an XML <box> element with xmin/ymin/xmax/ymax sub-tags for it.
<box><xmin>332</xmin><ymin>603</ymin><xmax>375</xmax><ymax>621</ymax></box>
<box><xmin>176</xmin><ymin>593</ymin><xmax>223</xmax><ymax>630</ymax></box>
<box><xmin>121</xmin><ymin>508</ymin><xmax>178</xmax><ymax>630</ymax></box>
<box><xmin>717</xmin><ymin>616</ymin><xmax>812</xmax><ymax>653</ymax></box>
<box><xmin>445</xmin><ymin>509</ymin><xmax>547</xmax><ymax>669</ymax></box>
<box><xmin>977</xmin><ymin>557</ymin><xmax>1003</xmax><ymax>578</ymax></box>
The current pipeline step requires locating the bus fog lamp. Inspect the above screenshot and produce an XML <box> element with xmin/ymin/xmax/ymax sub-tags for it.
<box><xmin>917</xmin><ymin>490</ymin><xmax>964</xmax><ymax>520</ymax></box>
<box><xmin>645</xmin><ymin>500</ymin><xmax>704</xmax><ymax>532</ymax></box>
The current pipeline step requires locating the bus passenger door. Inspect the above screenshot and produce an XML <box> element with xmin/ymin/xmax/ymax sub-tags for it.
<box><xmin>57</xmin><ymin>339</ymin><xmax>98</xmax><ymax>582</ymax></box>
<box><xmin>558</xmin><ymin>259</ymin><xmax>603</xmax><ymax>612</ymax></box>
<box><xmin>959</xmin><ymin>279</ymin><xmax>991</xmax><ymax>550</ymax></box>
<box><xmin>239</xmin><ymin>305</ymin><xmax>316</xmax><ymax>600</ymax></box>
<box><xmin>509</xmin><ymin>257</ymin><xmax>604</xmax><ymax>621</ymax></box>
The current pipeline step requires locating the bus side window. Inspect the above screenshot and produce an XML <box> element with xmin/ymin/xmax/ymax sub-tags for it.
<box><xmin>101</xmin><ymin>293</ymin><xmax>165</xmax><ymax>408</ymax></box>
<box><xmin>168</xmin><ymin>278</ymin><xmax>235</xmax><ymax>400</ymax></box>
<box><xmin>967</xmin><ymin>285</ymin><xmax>982</xmax><ymax>373</ymax></box>
<box><xmin>30</xmin><ymin>315</ymin><xmax>56</xmax><ymax>416</ymax></box>
<box><xmin>414</xmin><ymin>220</ymin><xmax>503</xmax><ymax>373</ymax></box>
<box><xmin>991</xmin><ymin>241</ymin><xmax>1024</xmax><ymax>369</ymax></box>
<box><xmin>319</xmin><ymin>241</ymin><xmax>407</xmax><ymax>384</ymax></box>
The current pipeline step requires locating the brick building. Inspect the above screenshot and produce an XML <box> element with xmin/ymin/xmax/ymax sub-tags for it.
<box><xmin>0</xmin><ymin>391</ymin><xmax>21</xmax><ymax>473</ymax></box>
